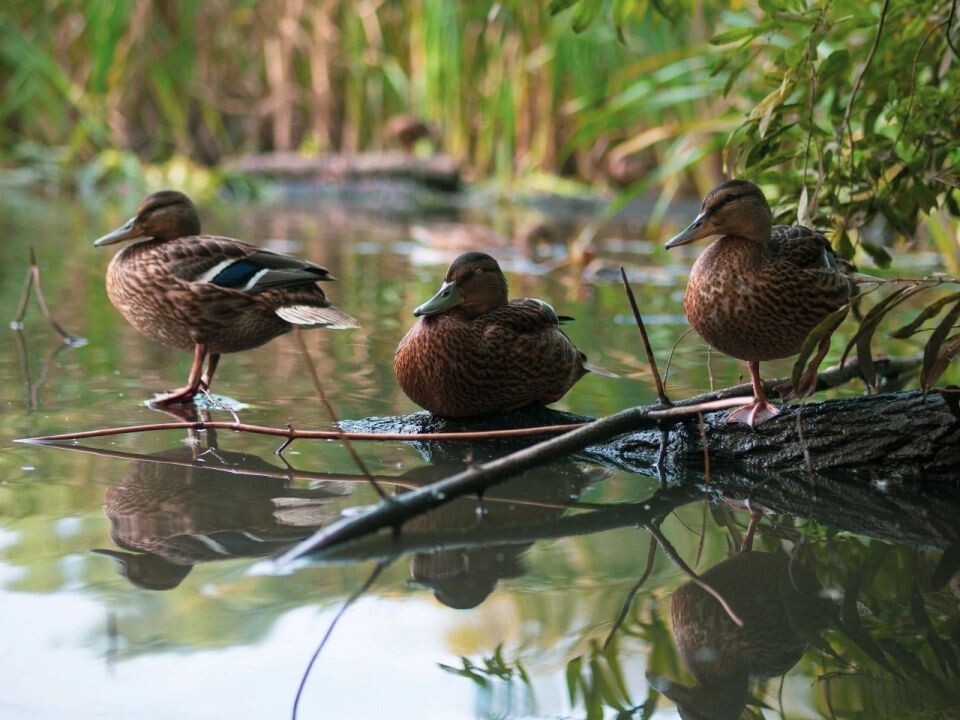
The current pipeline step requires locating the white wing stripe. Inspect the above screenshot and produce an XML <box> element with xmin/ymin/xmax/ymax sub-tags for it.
<box><xmin>195</xmin><ymin>259</ymin><xmax>235</xmax><ymax>284</ymax></box>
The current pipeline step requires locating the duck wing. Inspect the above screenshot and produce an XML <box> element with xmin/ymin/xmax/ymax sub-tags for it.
<box><xmin>494</xmin><ymin>298</ymin><xmax>564</xmax><ymax>331</ymax></box>
<box><xmin>770</xmin><ymin>225</ymin><xmax>854</xmax><ymax>273</ymax></box>
<box><xmin>166</xmin><ymin>236</ymin><xmax>335</xmax><ymax>293</ymax></box>
<box><xmin>770</xmin><ymin>225</ymin><xmax>854</xmax><ymax>308</ymax></box>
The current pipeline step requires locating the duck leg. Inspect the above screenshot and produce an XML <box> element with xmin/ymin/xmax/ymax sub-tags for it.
<box><xmin>777</xmin><ymin>337</ymin><xmax>831</xmax><ymax>400</ymax></box>
<box><xmin>726</xmin><ymin>361</ymin><xmax>780</xmax><ymax>428</ymax></box>
<box><xmin>151</xmin><ymin>344</ymin><xmax>207</xmax><ymax>405</ymax></box>
<box><xmin>199</xmin><ymin>353</ymin><xmax>220</xmax><ymax>392</ymax></box>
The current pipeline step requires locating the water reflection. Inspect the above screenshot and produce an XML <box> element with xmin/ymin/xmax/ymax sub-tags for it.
<box><xmin>653</xmin><ymin>550</ymin><xmax>834</xmax><ymax>720</ymax></box>
<box><xmin>94</xmin><ymin>429</ymin><xmax>350</xmax><ymax>590</ymax></box>
<box><xmin>396</xmin><ymin>459</ymin><xmax>607</xmax><ymax>609</ymax></box>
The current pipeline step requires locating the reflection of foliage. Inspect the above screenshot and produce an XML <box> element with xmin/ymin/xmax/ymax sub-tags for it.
<box><xmin>813</xmin><ymin>539</ymin><xmax>960</xmax><ymax>715</ymax></box>
<box><xmin>440</xmin><ymin>645</ymin><xmax>536</xmax><ymax>718</ymax></box>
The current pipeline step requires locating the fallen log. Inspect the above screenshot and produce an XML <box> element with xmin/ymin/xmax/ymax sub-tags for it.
<box><xmin>224</xmin><ymin>151</ymin><xmax>462</xmax><ymax>191</ymax></box>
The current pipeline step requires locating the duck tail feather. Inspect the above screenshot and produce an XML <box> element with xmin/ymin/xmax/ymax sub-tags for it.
<box><xmin>584</xmin><ymin>362</ymin><xmax>619</xmax><ymax>378</ymax></box>
<box><xmin>275</xmin><ymin>304</ymin><xmax>358</xmax><ymax>329</ymax></box>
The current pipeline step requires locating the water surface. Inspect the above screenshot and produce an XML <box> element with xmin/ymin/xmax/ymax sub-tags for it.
<box><xmin>1</xmin><ymin>187</ymin><xmax>957</xmax><ymax>719</ymax></box>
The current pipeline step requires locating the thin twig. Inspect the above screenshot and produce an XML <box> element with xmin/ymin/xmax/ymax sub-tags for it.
<box><xmin>841</xmin><ymin>0</ymin><xmax>891</xmax><ymax>185</ymax></box>
<box><xmin>662</xmin><ymin>327</ymin><xmax>693</xmax><ymax>386</ymax></box>
<box><xmin>292</xmin><ymin>559</ymin><xmax>391</xmax><ymax>720</ymax></box>
<box><xmin>16</xmin><ymin>420</ymin><xmax>584</xmax><ymax>445</ymax></box>
<box><xmin>946</xmin><ymin>0</ymin><xmax>960</xmax><ymax>59</ymax></box>
<box><xmin>620</xmin><ymin>266</ymin><xmax>670</xmax><ymax>405</ymax></box>
<box><xmin>644</xmin><ymin>521</ymin><xmax>743</xmax><ymax>627</ymax></box>
<box><xmin>18</xmin><ymin>353</ymin><xmax>924</xmax><ymax>446</ymax></box>
<box><xmin>275</xmin><ymin>398</ymin><xmax>748</xmax><ymax>561</ymax></box>
<box><xmin>293</xmin><ymin>329</ymin><xmax>391</xmax><ymax>501</ymax></box>
<box><xmin>12</xmin><ymin>248</ymin><xmax>84</xmax><ymax>344</ymax></box>
<box><xmin>603</xmin><ymin>533</ymin><xmax>658</xmax><ymax>650</ymax></box>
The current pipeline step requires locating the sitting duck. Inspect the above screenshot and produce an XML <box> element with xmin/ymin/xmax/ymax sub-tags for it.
<box><xmin>94</xmin><ymin>190</ymin><xmax>356</xmax><ymax>405</ymax></box>
<box><xmin>665</xmin><ymin>180</ymin><xmax>854</xmax><ymax>427</ymax></box>
<box><xmin>395</xmin><ymin>252</ymin><xmax>608</xmax><ymax>417</ymax></box>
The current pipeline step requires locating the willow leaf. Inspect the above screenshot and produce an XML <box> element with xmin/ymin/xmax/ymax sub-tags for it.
<box><xmin>921</xmin><ymin>298</ymin><xmax>960</xmax><ymax>391</ymax></box>
<box><xmin>891</xmin><ymin>292</ymin><xmax>960</xmax><ymax>339</ymax></box>
<box><xmin>840</xmin><ymin>285</ymin><xmax>925</xmax><ymax>368</ymax></box>
<box><xmin>791</xmin><ymin>304</ymin><xmax>849</xmax><ymax>389</ymax></box>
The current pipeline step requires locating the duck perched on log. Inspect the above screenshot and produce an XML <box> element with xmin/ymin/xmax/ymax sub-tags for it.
<box><xmin>395</xmin><ymin>252</ymin><xmax>609</xmax><ymax>417</ymax></box>
<box><xmin>94</xmin><ymin>190</ymin><xmax>356</xmax><ymax>405</ymax></box>
<box><xmin>666</xmin><ymin>180</ymin><xmax>854</xmax><ymax>427</ymax></box>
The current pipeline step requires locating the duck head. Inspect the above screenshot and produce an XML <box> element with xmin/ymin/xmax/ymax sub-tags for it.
<box><xmin>94</xmin><ymin>190</ymin><xmax>201</xmax><ymax>246</ymax></box>
<box><xmin>665</xmin><ymin>180</ymin><xmax>773</xmax><ymax>248</ymax></box>
<box><xmin>414</xmin><ymin>251</ymin><xmax>508</xmax><ymax>319</ymax></box>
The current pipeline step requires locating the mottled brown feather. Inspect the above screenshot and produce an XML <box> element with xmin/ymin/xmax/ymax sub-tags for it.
<box><xmin>394</xmin><ymin>254</ymin><xmax>590</xmax><ymax>417</ymax></box>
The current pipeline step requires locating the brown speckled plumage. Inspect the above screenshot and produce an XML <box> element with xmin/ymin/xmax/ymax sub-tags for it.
<box><xmin>666</xmin><ymin>180</ymin><xmax>854</xmax><ymax>427</ymax></box>
<box><xmin>95</xmin><ymin>190</ymin><xmax>356</xmax><ymax>404</ymax></box>
<box><xmin>394</xmin><ymin>252</ymin><xmax>592</xmax><ymax>417</ymax></box>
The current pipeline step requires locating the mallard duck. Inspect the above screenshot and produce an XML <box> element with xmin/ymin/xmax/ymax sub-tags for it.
<box><xmin>94</xmin><ymin>190</ymin><xmax>357</xmax><ymax>405</ymax></box>
<box><xmin>665</xmin><ymin>180</ymin><xmax>853</xmax><ymax>427</ymax></box>
<box><xmin>394</xmin><ymin>252</ymin><xmax>607</xmax><ymax>417</ymax></box>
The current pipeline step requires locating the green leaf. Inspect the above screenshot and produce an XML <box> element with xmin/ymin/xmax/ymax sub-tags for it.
<box><xmin>891</xmin><ymin>292</ymin><xmax>960</xmax><ymax>339</ymax></box>
<box><xmin>548</xmin><ymin>0</ymin><xmax>580</xmax><ymax>15</ymax></box>
<box><xmin>566</xmin><ymin>655</ymin><xmax>583</xmax><ymax>705</ymax></box>
<box><xmin>710</xmin><ymin>21</ymin><xmax>775</xmax><ymax>45</ymax></box>
<box><xmin>861</xmin><ymin>242</ymin><xmax>892</xmax><ymax>268</ymax></box>
<box><xmin>921</xmin><ymin>298</ymin><xmax>960</xmax><ymax>391</ymax></box>
<box><xmin>818</xmin><ymin>48</ymin><xmax>850</xmax><ymax>84</ymax></box>
<box><xmin>571</xmin><ymin>0</ymin><xmax>604</xmax><ymax>32</ymax></box>
<box><xmin>791</xmin><ymin>304</ymin><xmax>850</xmax><ymax>390</ymax></box>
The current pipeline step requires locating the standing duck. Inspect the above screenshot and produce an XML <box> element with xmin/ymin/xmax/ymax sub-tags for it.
<box><xmin>665</xmin><ymin>180</ymin><xmax>853</xmax><ymax>427</ymax></box>
<box><xmin>395</xmin><ymin>252</ymin><xmax>607</xmax><ymax>417</ymax></box>
<box><xmin>94</xmin><ymin>190</ymin><xmax>356</xmax><ymax>405</ymax></box>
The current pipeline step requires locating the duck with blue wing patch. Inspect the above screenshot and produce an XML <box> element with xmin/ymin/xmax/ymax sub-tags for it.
<box><xmin>395</xmin><ymin>252</ymin><xmax>614</xmax><ymax>417</ymax></box>
<box><xmin>94</xmin><ymin>190</ymin><xmax>357</xmax><ymax>406</ymax></box>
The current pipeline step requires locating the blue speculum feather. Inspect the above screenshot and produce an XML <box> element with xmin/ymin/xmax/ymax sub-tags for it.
<box><xmin>210</xmin><ymin>260</ymin><xmax>261</xmax><ymax>288</ymax></box>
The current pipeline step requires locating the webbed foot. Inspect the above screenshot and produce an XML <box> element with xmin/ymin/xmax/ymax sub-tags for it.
<box><xmin>725</xmin><ymin>398</ymin><xmax>781</xmax><ymax>427</ymax></box>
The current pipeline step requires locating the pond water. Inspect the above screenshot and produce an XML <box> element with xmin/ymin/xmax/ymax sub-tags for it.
<box><xmin>1</xmin><ymin>184</ymin><xmax>957</xmax><ymax>719</ymax></box>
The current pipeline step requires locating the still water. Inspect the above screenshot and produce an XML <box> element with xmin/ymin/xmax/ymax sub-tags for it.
<box><xmin>1</xmin><ymin>185</ymin><xmax>957</xmax><ymax>719</ymax></box>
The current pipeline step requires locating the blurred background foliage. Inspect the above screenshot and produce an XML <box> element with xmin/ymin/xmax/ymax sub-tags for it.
<box><xmin>1</xmin><ymin>0</ymin><xmax>958</xmax><ymax>259</ymax></box>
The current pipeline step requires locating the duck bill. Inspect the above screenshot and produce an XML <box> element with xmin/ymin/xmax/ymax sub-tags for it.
<box><xmin>413</xmin><ymin>280</ymin><xmax>461</xmax><ymax>317</ymax></box>
<box><xmin>664</xmin><ymin>212</ymin><xmax>710</xmax><ymax>249</ymax></box>
<box><xmin>94</xmin><ymin>216</ymin><xmax>144</xmax><ymax>246</ymax></box>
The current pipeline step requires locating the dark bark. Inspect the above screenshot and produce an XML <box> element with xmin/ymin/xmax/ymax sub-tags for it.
<box><xmin>343</xmin><ymin>389</ymin><xmax>960</xmax><ymax>481</ymax></box>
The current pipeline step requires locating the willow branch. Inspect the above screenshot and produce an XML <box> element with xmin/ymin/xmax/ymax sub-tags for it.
<box><xmin>293</xmin><ymin>328</ymin><xmax>389</xmax><ymax>499</ymax></box>
<box><xmin>274</xmin><ymin>397</ymin><xmax>755</xmax><ymax>562</ymax></box>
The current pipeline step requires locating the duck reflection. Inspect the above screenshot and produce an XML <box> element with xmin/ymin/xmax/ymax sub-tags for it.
<box><xmin>95</xmin><ymin>434</ymin><xmax>350</xmax><ymax>590</ymax></box>
<box><xmin>396</xmin><ymin>459</ymin><xmax>606</xmax><ymax>609</ymax></box>
<box><xmin>652</xmin><ymin>549</ymin><xmax>835</xmax><ymax>720</ymax></box>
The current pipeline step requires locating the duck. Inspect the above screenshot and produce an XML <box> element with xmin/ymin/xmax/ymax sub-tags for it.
<box><xmin>665</xmin><ymin>179</ymin><xmax>853</xmax><ymax>427</ymax></box>
<box><xmin>394</xmin><ymin>251</ymin><xmax>608</xmax><ymax>417</ymax></box>
<box><xmin>385</xmin><ymin>114</ymin><xmax>437</xmax><ymax>153</ymax></box>
<box><xmin>94</xmin><ymin>190</ymin><xmax>357</xmax><ymax>405</ymax></box>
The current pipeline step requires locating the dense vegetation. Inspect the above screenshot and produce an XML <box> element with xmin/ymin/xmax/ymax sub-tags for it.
<box><xmin>1</xmin><ymin>0</ymin><xmax>958</xmax><ymax>257</ymax></box>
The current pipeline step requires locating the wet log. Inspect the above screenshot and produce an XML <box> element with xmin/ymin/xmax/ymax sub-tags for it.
<box><xmin>224</xmin><ymin>151</ymin><xmax>462</xmax><ymax>191</ymax></box>
<box><xmin>343</xmin><ymin>388</ymin><xmax>960</xmax><ymax>482</ymax></box>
